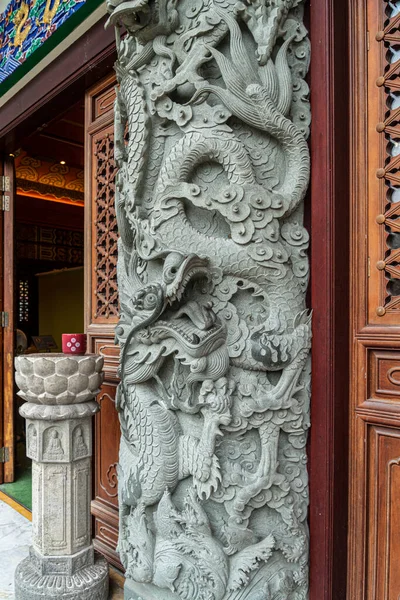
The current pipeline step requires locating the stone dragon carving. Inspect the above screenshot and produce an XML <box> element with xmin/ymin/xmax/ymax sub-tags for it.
<box><xmin>107</xmin><ymin>0</ymin><xmax>311</xmax><ymax>597</ymax></box>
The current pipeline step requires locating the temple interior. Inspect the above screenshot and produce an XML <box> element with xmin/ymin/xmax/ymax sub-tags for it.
<box><xmin>0</xmin><ymin>99</ymin><xmax>85</xmax><ymax>509</ymax></box>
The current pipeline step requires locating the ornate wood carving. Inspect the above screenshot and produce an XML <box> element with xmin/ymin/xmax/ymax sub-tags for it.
<box><xmin>95</xmin><ymin>383</ymin><xmax>120</xmax><ymax>506</ymax></box>
<box><xmin>92</xmin><ymin>128</ymin><xmax>119</xmax><ymax>321</ymax></box>
<box><xmin>94</xmin><ymin>339</ymin><xmax>120</xmax><ymax>382</ymax></box>
<box><xmin>349</xmin><ymin>0</ymin><xmax>400</xmax><ymax>598</ymax></box>
<box><xmin>95</xmin><ymin>88</ymin><xmax>117</xmax><ymax>120</ymax></box>
<box><xmin>370</xmin><ymin>350</ymin><xmax>400</xmax><ymax>399</ymax></box>
<box><xmin>364</xmin><ymin>0</ymin><xmax>400</xmax><ymax>321</ymax></box>
<box><xmin>374</xmin><ymin>4</ymin><xmax>400</xmax><ymax>315</ymax></box>
<box><xmin>85</xmin><ymin>73</ymin><xmax>122</xmax><ymax>571</ymax></box>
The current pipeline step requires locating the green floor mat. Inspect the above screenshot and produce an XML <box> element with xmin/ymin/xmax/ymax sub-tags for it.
<box><xmin>0</xmin><ymin>466</ymin><xmax>32</xmax><ymax>511</ymax></box>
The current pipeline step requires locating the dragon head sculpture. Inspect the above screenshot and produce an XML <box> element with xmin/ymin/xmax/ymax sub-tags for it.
<box><xmin>106</xmin><ymin>0</ymin><xmax>178</xmax><ymax>43</ymax></box>
<box><xmin>117</xmin><ymin>252</ymin><xmax>229</xmax><ymax>387</ymax></box>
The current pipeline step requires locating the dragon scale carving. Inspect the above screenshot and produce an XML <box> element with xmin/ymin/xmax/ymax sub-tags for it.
<box><xmin>108</xmin><ymin>0</ymin><xmax>311</xmax><ymax>596</ymax></box>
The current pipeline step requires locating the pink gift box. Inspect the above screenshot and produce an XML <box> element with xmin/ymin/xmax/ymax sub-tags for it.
<box><xmin>62</xmin><ymin>333</ymin><xmax>87</xmax><ymax>355</ymax></box>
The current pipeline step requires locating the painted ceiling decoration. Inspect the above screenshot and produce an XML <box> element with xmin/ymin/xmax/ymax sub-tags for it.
<box><xmin>0</xmin><ymin>0</ymin><xmax>100</xmax><ymax>87</ymax></box>
<box><xmin>15</xmin><ymin>150</ymin><xmax>84</xmax><ymax>206</ymax></box>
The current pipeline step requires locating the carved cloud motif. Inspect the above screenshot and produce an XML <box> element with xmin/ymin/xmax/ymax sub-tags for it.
<box><xmin>110</xmin><ymin>0</ymin><xmax>311</xmax><ymax>597</ymax></box>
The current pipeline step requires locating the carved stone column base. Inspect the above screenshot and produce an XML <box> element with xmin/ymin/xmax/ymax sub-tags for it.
<box><xmin>14</xmin><ymin>354</ymin><xmax>108</xmax><ymax>600</ymax></box>
<box><xmin>14</xmin><ymin>554</ymin><xmax>109</xmax><ymax>600</ymax></box>
<box><xmin>124</xmin><ymin>579</ymin><xmax>179</xmax><ymax>600</ymax></box>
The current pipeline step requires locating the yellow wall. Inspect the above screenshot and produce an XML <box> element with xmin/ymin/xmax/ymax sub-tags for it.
<box><xmin>38</xmin><ymin>267</ymin><xmax>84</xmax><ymax>350</ymax></box>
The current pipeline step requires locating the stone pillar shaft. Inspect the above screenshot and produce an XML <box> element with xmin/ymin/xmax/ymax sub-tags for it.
<box><xmin>107</xmin><ymin>0</ymin><xmax>311</xmax><ymax>597</ymax></box>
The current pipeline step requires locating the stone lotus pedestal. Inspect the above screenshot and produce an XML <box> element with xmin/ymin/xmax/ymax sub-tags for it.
<box><xmin>13</xmin><ymin>353</ymin><xmax>109</xmax><ymax>600</ymax></box>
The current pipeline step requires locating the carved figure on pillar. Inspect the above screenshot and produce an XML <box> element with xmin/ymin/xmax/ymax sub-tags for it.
<box><xmin>107</xmin><ymin>0</ymin><xmax>311</xmax><ymax>597</ymax></box>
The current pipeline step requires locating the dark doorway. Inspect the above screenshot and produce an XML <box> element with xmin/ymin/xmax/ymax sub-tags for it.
<box><xmin>0</xmin><ymin>100</ymin><xmax>85</xmax><ymax>510</ymax></box>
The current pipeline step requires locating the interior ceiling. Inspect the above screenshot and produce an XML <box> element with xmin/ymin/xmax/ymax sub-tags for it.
<box><xmin>21</xmin><ymin>101</ymin><xmax>84</xmax><ymax>169</ymax></box>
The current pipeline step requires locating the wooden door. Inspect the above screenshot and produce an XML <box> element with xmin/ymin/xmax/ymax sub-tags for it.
<box><xmin>349</xmin><ymin>1</ymin><xmax>400</xmax><ymax>598</ymax></box>
<box><xmin>0</xmin><ymin>159</ymin><xmax>5</xmax><ymax>485</ymax></box>
<box><xmin>85</xmin><ymin>74</ymin><xmax>122</xmax><ymax>570</ymax></box>
<box><xmin>0</xmin><ymin>157</ymin><xmax>16</xmax><ymax>484</ymax></box>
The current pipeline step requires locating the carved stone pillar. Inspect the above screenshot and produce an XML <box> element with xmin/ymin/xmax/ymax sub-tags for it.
<box><xmin>13</xmin><ymin>354</ymin><xmax>109</xmax><ymax>600</ymax></box>
<box><xmin>107</xmin><ymin>0</ymin><xmax>311</xmax><ymax>598</ymax></box>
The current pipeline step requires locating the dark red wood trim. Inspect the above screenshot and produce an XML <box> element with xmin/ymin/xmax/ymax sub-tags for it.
<box><xmin>309</xmin><ymin>0</ymin><xmax>349</xmax><ymax>598</ymax></box>
<box><xmin>0</xmin><ymin>16</ymin><xmax>116</xmax><ymax>153</ymax></box>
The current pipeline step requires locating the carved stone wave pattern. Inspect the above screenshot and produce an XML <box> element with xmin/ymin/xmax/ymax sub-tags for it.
<box><xmin>375</xmin><ymin>1</ymin><xmax>400</xmax><ymax>314</ymax></box>
<box><xmin>108</xmin><ymin>0</ymin><xmax>311</xmax><ymax>597</ymax></box>
<box><xmin>94</xmin><ymin>132</ymin><xmax>119</xmax><ymax>319</ymax></box>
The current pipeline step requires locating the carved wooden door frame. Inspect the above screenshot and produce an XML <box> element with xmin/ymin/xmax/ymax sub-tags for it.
<box><xmin>348</xmin><ymin>1</ymin><xmax>400</xmax><ymax>598</ymax></box>
<box><xmin>0</xmin><ymin>1</ymin><xmax>351</xmax><ymax>596</ymax></box>
<box><xmin>0</xmin><ymin>159</ymin><xmax>4</xmax><ymax>485</ymax></box>
<box><xmin>0</xmin><ymin>156</ymin><xmax>16</xmax><ymax>483</ymax></box>
<box><xmin>85</xmin><ymin>73</ymin><xmax>121</xmax><ymax>569</ymax></box>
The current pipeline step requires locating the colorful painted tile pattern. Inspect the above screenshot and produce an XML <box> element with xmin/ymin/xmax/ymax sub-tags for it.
<box><xmin>0</xmin><ymin>0</ymin><xmax>86</xmax><ymax>84</ymax></box>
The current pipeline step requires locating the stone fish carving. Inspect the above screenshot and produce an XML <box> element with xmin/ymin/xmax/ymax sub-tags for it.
<box><xmin>107</xmin><ymin>0</ymin><xmax>311</xmax><ymax>597</ymax></box>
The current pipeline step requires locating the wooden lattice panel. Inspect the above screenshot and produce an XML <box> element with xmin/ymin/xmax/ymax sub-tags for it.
<box><xmin>370</xmin><ymin>2</ymin><xmax>400</xmax><ymax>319</ymax></box>
<box><xmin>93</xmin><ymin>129</ymin><xmax>119</xmax><ymax>320</ymax></box>
<box><xmin>85</xmin><ymin>74</ymin><xmax>122</xmax><ymax>571</ymax></box>
<box><xmin>375</xmin><ymin>5</ymin><xmax>400</xmax><ymax>313</ymax></box>
<box><xmin>349</xmin><ymin>2</ymin><xmax>400</xmax><ymax>599</ymax></box>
